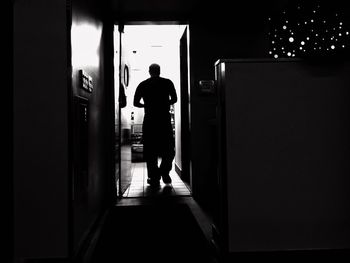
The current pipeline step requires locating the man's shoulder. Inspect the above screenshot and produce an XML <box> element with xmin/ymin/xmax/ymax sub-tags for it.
<box><xmin>159</xmin><ymin>77</ymin><xmax>170</xmax><ymax>81</ymax></box>
<box><xmin>159</xmin><ymin>77</ymin><xmax>174</xmax><ymax>85</ymax></box>
<box><xmin>140</xmin><ymin>77</ymin><xmax>173</xmax><ymax>86</ymax></box>
<box><xmin>137</xmin><ymin>78</ymin><xmax>150</xmax><ymax>88</ymax></box>
<box><xmin>139</xmin><ymin>78</ymin><xmax>150</xmax><ymax>85</ymax></box>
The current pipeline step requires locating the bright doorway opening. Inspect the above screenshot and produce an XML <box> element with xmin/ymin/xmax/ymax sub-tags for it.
<box><xmin>114</xmin><ymin>23</ymin><xmax>191</xmax><ymax>198</ymax></box>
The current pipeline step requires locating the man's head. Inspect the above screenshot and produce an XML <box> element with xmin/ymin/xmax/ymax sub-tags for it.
<box><xmin>149</xmin><ymin>63</ymin><xmax>160</xmax><ymax>77</ymax></box>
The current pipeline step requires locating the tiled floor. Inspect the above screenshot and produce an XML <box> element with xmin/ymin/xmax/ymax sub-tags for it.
<box><xmin>122</xmin><ymin>161</ymin><xmax>191</xmax><ymax>198</ymax></box>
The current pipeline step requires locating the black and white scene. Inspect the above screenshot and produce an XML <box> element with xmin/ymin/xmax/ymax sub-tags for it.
<box><xmin>12</xmin><ymin>0</ymin><xmax>350</xmax><ymax>262</ymax></box>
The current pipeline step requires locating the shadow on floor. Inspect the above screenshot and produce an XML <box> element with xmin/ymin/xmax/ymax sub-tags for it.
<box><xmin>91</xmin><ymin>202</ymin><xmax>216</xmax><ymax>263</ymax></box>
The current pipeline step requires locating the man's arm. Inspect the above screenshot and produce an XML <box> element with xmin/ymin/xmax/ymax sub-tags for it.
<box><xmin>133</xmin><ymin>84</ymin><xmax>144</xmax><ymax>108</ymax></box>
<box><xmin>169</xmin><ymin>80</ymin><xmax>177</xmax><ymax>105</ymax></box>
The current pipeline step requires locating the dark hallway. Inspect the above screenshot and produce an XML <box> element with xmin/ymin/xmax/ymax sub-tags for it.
<box><xmin>12</xmin><ymin>1</ymin><xmax>350</xmax><ymax>263</ymax></box>
<box><xmin>90</xmin><ymin>198</ymin><xmax>216</xmax><ymax>263</ymax></box>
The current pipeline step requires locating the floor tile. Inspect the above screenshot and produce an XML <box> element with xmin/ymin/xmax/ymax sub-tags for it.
<box><xmin>122</xmin><ymin>162</ymin><xmax>191</xmax><ymax>198</ymax></box>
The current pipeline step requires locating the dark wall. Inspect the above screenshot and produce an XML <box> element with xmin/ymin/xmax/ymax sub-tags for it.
<box><xmin>13</xmin><ymin>0</ymin><xmax>69</xmax><ymax>260</ymax></box>
<box><xmin>183</xmin><ymin>0</ymin><xmax>350</xmax><ymax>216</ymax></box>
<box><xmin>188</xmin><ymin>15</ymin><xmax>271</xmax><ymax>212</ymax></box>
<box><xmin>186</xmin><ymin>1</ymin><xmax>291</xmax><ymax>212</ymax></box>
<box><xmin>218</xmin><ymin>59</ymin><xmax>350</xmax><ymax>251</ymax></box>
<box><xmin>70</xmin><ymin>0</ymin><xmax>115</xmax><ymax>254</ymax></box>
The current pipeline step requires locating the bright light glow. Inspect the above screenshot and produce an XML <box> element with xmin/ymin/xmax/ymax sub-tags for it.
<box><xmin>331</xmin><ymin>45</ymin><xmax>335</xmax><ymax>49</ymax></box>
<box><xmin>301</xmin><ymin>41</ymin><xmax>305</xmax><ymax>45</ymax></box>
<box><xmin>287</xmin><ymin>52</ymin><xmax>291</xmax><ymax>56</ymax></box>
<box><xmin>71</xmin><ymin>23</ymin><xmax>102</xmax><ymax>68</ymax></box>
<box><xmin>274</xmin><ymin>54</ymin><xmax>278</xmax><ymax>58</ymax></box>
<box><xmin>119</xmin><ymin>24</ymin><xmax>187</xmax><ymax>128</ymax></box>
<box><xmin>289</xmin><ymin>37</ymin><xmax>294</xmax><ymax>42</ymax></box>
<box><xmin>283</xmin><ymin>25</ymin><xmax>287</xmax><ymax>30</ymax></box>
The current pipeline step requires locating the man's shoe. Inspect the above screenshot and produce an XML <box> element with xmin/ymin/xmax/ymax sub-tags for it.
<box><xmin>162</xmin><ymin>174</ymin><xmax>172</xmax><ymax>184</ymax></box>
<box><xmin>147</xmin><ymin>178</ymin><xmax>160</xmax><ymax>187</ymax></box>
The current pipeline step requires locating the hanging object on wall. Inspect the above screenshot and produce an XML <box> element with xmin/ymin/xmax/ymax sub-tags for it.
<box><xmin>267</xmin><ymin>1</ymin><xmax>350</xmax><ymax>59</ymax></box>
<box><xmin>79</xmin><ymin>70</ymin><xmax>93</xmax><ymax>93</ymax></box>
<box><xmin>123</xmin><ymin>65</ymin><xmax>129</xmax><ymax>87</ymax></box>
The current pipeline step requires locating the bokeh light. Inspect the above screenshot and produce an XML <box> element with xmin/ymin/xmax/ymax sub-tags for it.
<box><xmin>268</xmin><ymin>2</ymin><xmax>350</xmax><ymax>59</ymax></box>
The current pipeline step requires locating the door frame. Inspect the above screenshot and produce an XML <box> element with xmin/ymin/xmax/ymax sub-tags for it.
<box><xmin>114</xmin><ymin>20</ymin><xmax>192</xmax><ymax>193</ymax></box>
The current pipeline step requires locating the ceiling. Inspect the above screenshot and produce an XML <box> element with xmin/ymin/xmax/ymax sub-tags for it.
<box><xmin>98</xmin><ymin>0</ymin><xmax>350</xmax><ymax>31</ymax></box>
<box><xmin>104</xmin><ymin>0</ymin><xmax>287</xmax><ymax>23</ymax></box>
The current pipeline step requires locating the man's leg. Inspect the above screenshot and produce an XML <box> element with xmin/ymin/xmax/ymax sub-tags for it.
<box><xmin>159</xmin><ymin>134</ymin><xmax>175</xmax><ymax>184</ymax></box>
<box><xmin>144</xmin><ymin>137</ymin><xmax>160</xmax><ymax>185</ymax></box>
<box><xmin>144</xmin><ymin>146</ymin><xmax>160</xmax><ymax>186</ymax></box>
<box><xmin>143</xmin><ymin>121</ymin><xmax>160</xmax><ymax>186</ymax></box>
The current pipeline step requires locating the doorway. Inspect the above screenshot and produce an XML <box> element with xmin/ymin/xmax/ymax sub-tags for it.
<box><xmin>114</xmin><ymin>23</ymin><xmax>191</xmax><ymax>198</ymax></box>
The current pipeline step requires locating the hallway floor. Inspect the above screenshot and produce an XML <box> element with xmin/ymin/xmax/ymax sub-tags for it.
<box><xmin>91</xmin><ymin>196</ymin><xmax>217</xmax><ymax>263</ymax></box>
<box><xmin>86</xmin><ymin>159</ymin><xmax>219</xmax><ymax>263</ymax></box>
<box><xmin>123</xmin><ymin>162</ymin><xmax>191</xmax><ymax>198</ymax></box>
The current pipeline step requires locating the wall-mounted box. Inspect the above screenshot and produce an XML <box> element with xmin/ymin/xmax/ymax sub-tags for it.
<box><xmin>198</xmin><ymin>80</ymin><xmax>215</xmax><ymax>94</ymax></box>
<box><xmin>79</xmin><ymin>70</ymin><xmax>93</xmax><ymax>93</ymax></box>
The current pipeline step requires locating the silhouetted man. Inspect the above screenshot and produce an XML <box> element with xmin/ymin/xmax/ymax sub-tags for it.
<box><xmin>133</xmin><ymin>63</ymin><xmax>177</xmax><ymax>187</ymax></box>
